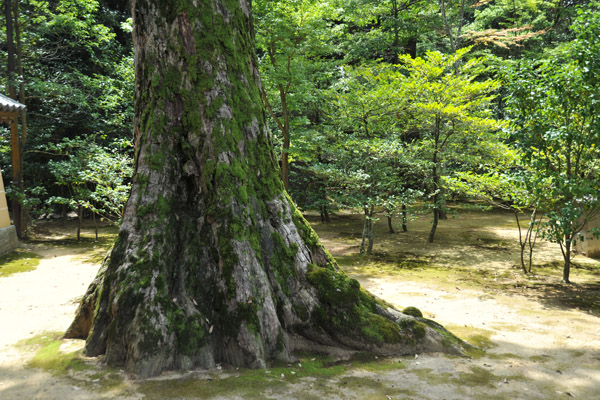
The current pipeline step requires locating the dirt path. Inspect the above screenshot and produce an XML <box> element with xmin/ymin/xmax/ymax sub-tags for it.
<box><xmin>0</xmin><ymin>245</ymin><xmax>103</xmax><ymax>400</ymax></box>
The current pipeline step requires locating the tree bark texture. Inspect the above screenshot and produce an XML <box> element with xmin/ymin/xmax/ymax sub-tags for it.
<box><xmin>67</xmin><ymin>0</ymin><xmax>464</xmax><ymax>377</ymax></box>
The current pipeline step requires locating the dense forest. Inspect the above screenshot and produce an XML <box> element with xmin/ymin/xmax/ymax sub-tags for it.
<box><xmin>1</xmin><ymin>0</ymin><xmax>599</xmax><ymax>284</ymax></box>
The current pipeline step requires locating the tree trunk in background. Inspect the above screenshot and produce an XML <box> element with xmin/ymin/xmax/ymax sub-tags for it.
<box><xmin>402</xmin><ymin>204</ymin><xmax>408</xmax><ymax>232</ymax></box>
<box><xmin>429</xmin><ymin>116</ymin><xmax>441</xmax><ymax>243</ymax></box>
<box><xmin>429</xmin><ymin>156</ymin><xmax>440</xmax><ymax>243</ymax></box>
<box><xmin>387</xmin><ymin>215</ymin><xmax>395</xmax><ymax>234</ymax></box>
<box><xmin>77</xmin><ymin>204</ymin><xmax>82</xmax><ymax>241</ymax></box>
<box><xmin>5</xmin><ymin>0</ymin><xmax>23</xmax><ymax>238</ymax></box>
<box><xmin>67</xmin><ymin>0</ymin><xmax>464</xmax><ymax>377</ymax></box>
<box><xmin>562</xmin><ymin>240</ymin><xmax>572</xmax><ymax>283</ymax></box>
<box><xmin>367</xmin><ymin>206</ymin><xmax>375</xmax><ymax>255</ymax></box>
<box><xmin>280</xmin><ymin>86</ymin><xmax>290</xmax><ymax>191</ymax></box>
<box><xmin>5</xmin><ymin>0</ymin><xmax>16</xmax><ymax>99</ymax></box>
<box><xmin>14</xmin><ymin>0</ymin><xmax>27</xmax><ymax>236</ymax></box>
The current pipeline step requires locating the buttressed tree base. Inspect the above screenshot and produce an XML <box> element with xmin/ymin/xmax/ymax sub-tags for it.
<box><xmin>66</xmin><ymin>0</ymin><xmax>466</xmax><ymax>377</ymax></box>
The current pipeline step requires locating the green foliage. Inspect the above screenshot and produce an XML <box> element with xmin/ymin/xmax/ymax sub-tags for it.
<box><xmin>397</xmin><ymin>48</ymin><xmax>505</xmax><ymax>240</ymax></box>
<box><xmin>0</xmin><ymin>0</ymin><xmax>133</xmax><ymax>219</ymax></box>
<box><xmin>504</xmin><ymin>1</ymin><xmax>600</xmax><ymax>281</ymax></box>
<box><xmin>45</xmin><ymin>136</ymin><xmax>133</xmax><ymax>222</ymax></box>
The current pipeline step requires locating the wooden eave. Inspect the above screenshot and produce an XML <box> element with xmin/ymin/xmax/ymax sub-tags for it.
<box><xmin>0</xmin><ymin>111</ymin><xmax>19</xmax><ymax>124</ymax></box>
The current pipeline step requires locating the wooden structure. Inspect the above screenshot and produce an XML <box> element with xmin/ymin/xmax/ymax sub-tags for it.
<box><xmin>577</xmin><ymin>215</ymin><xmax>600</xmax><ymax>258</ymax></box>
<box><xmin>0</xmin><ymin>92</ymin><xmax>25</xmax><ymax>242</ymax></box>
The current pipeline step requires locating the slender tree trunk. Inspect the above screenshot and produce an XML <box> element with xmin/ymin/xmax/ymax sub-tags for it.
<box><xmin>514</xmin><ymin>211</ymin><xmax>528</xmax><ymax>274</ymax></box>
<box><xmin>391</xmin><ymin>0</ymin><xmax>400</xmax><ymax>63</ymax></box>
<box><xmin>402</xmin><ymin>204</ymin><xmax>408</xmax><ymax>232</ymax></box>
<box><xmin>280</xmin><ymin>87</ymin><xmax>290</xmax><ymax>191</ymax></box>
<box><xmin>429</xmin><ymin>116</ymin><xmax>441</xmax><ymax>243</ymax></box>
<box><xmin>77</xmin><ymin>204</ymin><xmax>82</xmax><ymax>241</ymax></box>
<box><xmin>438</xmin><ymin>187</ymin><xmax>448</xmax><ymax>220</ymax></box>
<box><xmin>5</xmin><ymin>0</ymin><xmax>16</xmax><ymax>99</ymax></box>
<box><xmin>387</xmin><ymin>215</ymin><xmax>395</xmax><ymax>234</ymax></box>
<box><xmin>526</xmin><ymin>209</ymin><xmax>541</xmax><ymax>273</ymax></box>
<box><xmin>6</xmin><ymin>0</ymin><xmax>23</xmax><ymax>238</ymax></box>
<box><xmin>93</xmin><ymin>211</ymin><xmax>98</xmax><ymax>241</ymax></box>
<box><xmin>323</xmin><ymin>206</ymin><xmax>330</xmax><ymax>223</ymax></box>
<box><xmin>14</xmin><ymin>0</ymin><xmax>27</xmax><ymax>236</ymax></box>
<box><xmin>67</xmin><ymin>0</ymin><xmax>464</xmax><ymax>377</ymax></box>
<box><xmin>367</xmin><ymin>206</ymin><xmax>375</xmax><ymax>255</ymax></box>
<box><xmin>361</xmin><ymin>205</ymin><xmax>369</xmax><ymax>254</ymax></box>
<box><xmin>319</xmin><ymin>205</ymin><xmax>330</xmax><ymax>224</ymax></box>
<box><xmin>563</xmin><ymin>240</ymin><xmax>572</xmax><ymax>283</ymax></box>
<box><xmin>429</xmin><ymin>151</ymin><xmax>440</xmax><ymax>242</ymax></box>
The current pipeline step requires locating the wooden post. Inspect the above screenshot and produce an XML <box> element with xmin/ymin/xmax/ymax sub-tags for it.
<box><xmin>10</xmin><ymin>118</ymin><xmax>22</xmax><ymax>237</ymax></box>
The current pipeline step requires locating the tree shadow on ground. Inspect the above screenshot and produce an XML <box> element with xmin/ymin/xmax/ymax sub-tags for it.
<box><xmin>516</xmin><ymin>281</ymin><xmax>600</xmax><ymax>317</ymax></box>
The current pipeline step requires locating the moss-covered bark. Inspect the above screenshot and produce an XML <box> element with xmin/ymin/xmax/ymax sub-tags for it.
<box><xmin>67</xmin><ymin>0</ymin><xmax>466</xmax><ymax>377</ymax></box>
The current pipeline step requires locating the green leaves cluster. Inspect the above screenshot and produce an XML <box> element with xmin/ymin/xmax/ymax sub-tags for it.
<box><xmin>46</xmin><ymin>136</ymin><xmax>133</xmax><ymax>223</ymax></box>
<box><xmin>1</xmin><ymin>0</ymin><xmax>133</xmax><ymax>224</ymax></box>
<box><xmin>503</xmin><ymin>1</ymin><xmax>600</xmax><ymax>281</ymax></box>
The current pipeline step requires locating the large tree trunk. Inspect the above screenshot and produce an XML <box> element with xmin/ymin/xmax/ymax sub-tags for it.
<box><xmin>67</xmin><ymin>0</ymin><xmax>464</xmax><ymax>378</ymax></box>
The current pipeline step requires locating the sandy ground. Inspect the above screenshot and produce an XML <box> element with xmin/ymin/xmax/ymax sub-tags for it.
<box><xmin>0</xmin><ymin>245</ymin><xmax>102</xmax><ymax>400</ymax></box>
<box><xmin>0</xmin><ymin>213</ymin><xmax>599</xmax><ymax>399</ymax></box>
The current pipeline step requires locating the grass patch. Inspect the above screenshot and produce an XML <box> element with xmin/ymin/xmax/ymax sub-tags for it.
<box><xmin>139</xmin><ymin>354</ymin><xmax>411</xmax><ymax>400</ymax></box>
<box><xmin>139</xmin><ymin>355</ymin><xmax>346</xmax><ymax>400</ymax></box>
<box><xmin>444</xmin><ymin>325</ymin><xmax>497</xmax><ymax>358</ymax></box>
<box><xmin>0</xmin><ymin>250</ymin><xmax>40</xmax><ymax>277</ymax></box>
<box><xmin>18</xmin><ymin>332</ymin><xmax>129</xmax><ymax>394</ymax></box>
<box><xmin>18</xmin><ymin>333</ymin><xmax>89</xmax><ymax>375</ymax></box>
<box><xmin>456</xmin><ymin>365</ymin><xmax>498</xmax><ymax>388</ymax></box>
<box><xmin>411</xmin><ymin>368</ymin><xmax>455</xmax><ymax>385</ymax></box>
<box><xmin>528</xmin><ymin>354</ymin><xmax>551</xmax><ymax>363</ymax></box>
<box><xmin>336</xmin><ymin>376</ymin><xmax>410</xmax><ymax>397</ymax></box>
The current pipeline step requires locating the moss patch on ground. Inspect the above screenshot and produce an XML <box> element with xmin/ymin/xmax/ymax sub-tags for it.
<box><xmin>456</xmin><ymin>365</ymin><xmax>498</xmax><ymax>388</ymax></box>
<box><xmin>445</xmin><ymin>325</ymin><xmax>497</xmax><ymax>352</ymax></box>
<box><xmin>138</xmin><ymin>353</ymin><xmax>410</xmax><ymax>400</ymax></box>
<box><xmin>17</xmin><ymin>332</ymin><xmax>128</xmax><ymax>394</ymax></box>
<box><xmin>17</xmin><ymin>333</ymin><xmax>89</xmax><ymax>375</ymax></box>
<box><xmin>0</xmin><ymin>250</ymin><xmax>41</xmax><ymax>277</ymax></box>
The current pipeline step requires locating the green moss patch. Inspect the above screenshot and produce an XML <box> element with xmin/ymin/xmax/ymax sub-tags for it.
<box><xmin>411</xmin><ymin>367</ymin><xmax>455</xmax><ymax>386</ymax></box>
<box><xmin>18</xmin><ymin>332</ymin><xmax>129</xmax><ymax>394</ymax></box>
<box><xmin>446</xmin><ymin>325</ymin><xmax>497</xmax><ymax>350</ymax></box>
<box><xmin>138</xmin><ymin>353</ymin><xmax>413</xmax><ymax>400</ymax></box>
<box><xmin>0</xmin><ymin>250</ymin><xmax>41</xmax><ymax>277</ymax></box>
<box><xmin>335</xmin><ymin>376</ymin><xmax>411</xmax><ymax>397</ymax></box>
<box><xmin>456</xmin><ymin>365</ymin><xmax>498</xmax><ymax>388</ymax></box>
<box><xmin>306</xmin><ymin>263</ymin><xmax>413</xmax><ymax>345</ymax></box>
<box><xmin>139</xmin><ymin>356</ymin><xmax>344</xmax><ymax>400</ymax></box>
<box><xmin>18</xmin><ymin>333</ymin><xmax>89</xmax><ymax>375</ymax></box>
<box><xmin>403</xmin><ymin>306</ymin><xmax>423</xmax><ymax>318</ymax></box>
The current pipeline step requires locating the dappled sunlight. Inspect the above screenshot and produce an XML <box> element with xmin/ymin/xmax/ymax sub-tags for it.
<box><xmin>1</xmin><ymin>212</ymin><xmax>599</xmax><ymax>399</ymax></box>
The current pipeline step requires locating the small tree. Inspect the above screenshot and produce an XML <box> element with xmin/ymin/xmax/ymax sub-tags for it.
<box><xmin>47</xmin><ymin>137</ymin><xmax>132</xmax><ymax>239</ymax></box>
<box><xmin>448</xmin><ymin>169</ymin><xmax>544</xmax><ymax>274</ymax></box>
<box><xmin>505</xmin><ymin>2</ymin><xmax>600</xmax><ymax>283</ymax></box>
<box><xmin>327</xmin><ymin>65</ymin><xmax>412</xmax><ymax>254</ymax></box>
<box><xmin>398</xmin><ymin>48</ymin><xmax>503</xmax><ymax>243</ymax></box>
